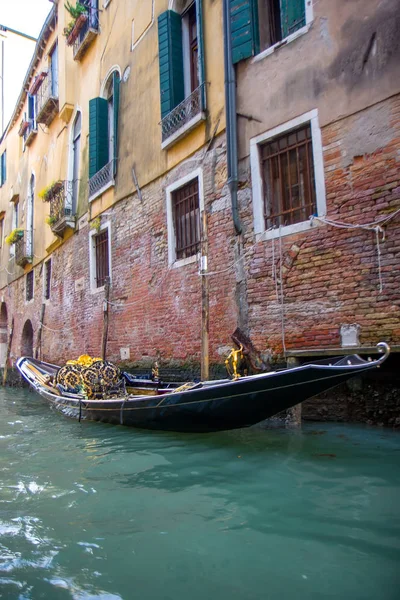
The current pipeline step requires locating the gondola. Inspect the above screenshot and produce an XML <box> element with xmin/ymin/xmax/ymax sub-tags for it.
<box><xmin>16</xmin><ymin>342</ymin><xmax>390</xmax><ymax>433</ymax></box>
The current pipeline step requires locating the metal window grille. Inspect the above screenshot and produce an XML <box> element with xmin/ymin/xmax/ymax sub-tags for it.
<box><xmin>44</xmin><ymin>260</ymin><xmax>51</xmax><ymax>300</ymax></box>
<box><xmin>26</xmin><ymin>271</ymin><xmax>34</xmax><ymax>302</ymax></box>
<box><xmin>261</xmin><ymin>124</ymin><xmax>316</xmax><ymax>229</ymax></box>
<box><xmin>95</xmin><ymin>229</ymin><xmax>109</xmax><ymax>288</ymax></box>
<box><xmin>172</xmin><ymin>178</ymin><xmax>200</xmax><ymax>260</ymax></box>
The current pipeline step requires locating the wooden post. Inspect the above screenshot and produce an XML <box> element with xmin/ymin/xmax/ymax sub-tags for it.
<box><xmin>35</xmin><ymin>303</ymin><xmax>46</xmax><ymax>360</ymax></box>
<box><xmin>285</xmin><ymin>356</ymin><xmax>302</xmax><ymax>427</ymax></box>
<box><xmin>3</xmin><ymin>317</ymin><xmax>14</xmax><ymax>386</ymax></box>
<box><xmin>201</xmin><ymin>211</ymin><xmax>209</xmax><ymax>381</ymax></box>
<box><xmin>101</xmin><ymin>277</ymin><xmax>110</xmax><ymax>360</ymax></box>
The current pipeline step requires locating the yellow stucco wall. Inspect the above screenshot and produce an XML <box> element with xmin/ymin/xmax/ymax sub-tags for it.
<box><xmin>0</xmin><ymin>0</ymin><xmax>226</xmax><ymax>286</ymax></box>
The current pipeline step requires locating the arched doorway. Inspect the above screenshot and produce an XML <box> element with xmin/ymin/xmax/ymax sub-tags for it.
<box><xmin>0</xmin><ymin>303</ymin><xmax>8</xmax><ymax>367</ymax></box>
<box><xmin>21</xmin><ymin>320</ymin><xmax>34</xmax><ymax>358</ymax></box>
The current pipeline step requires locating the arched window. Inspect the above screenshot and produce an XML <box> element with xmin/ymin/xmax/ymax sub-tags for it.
<box><xmin>71</xmin><ymin>111</ymin><xmax>81</xmax><ymax>213</ymax></box>
<box><xmin>88</xmin><ymin>69</ymin><xmax>120</xmax><ymax>200</ymax></box>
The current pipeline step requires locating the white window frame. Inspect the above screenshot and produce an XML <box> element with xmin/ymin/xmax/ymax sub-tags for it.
<box><xmin>89</xmin><ymin>220</ymin><xmax>112</xmax><ymax>293</ymax></box>
<box><xmin>43</xmin><ymin>258</ymin><xmax>52</xmax><ymax>304</ymax></box>
<box><xmin>166</xmin><ymin>167</ymin><xmax>204</xmax><ymax>268</ymax></box>
<box><xmin>250</xmin><ymin>108</ymin><xmax>326</xmax><ymax>241</ymax></box>
<box><xmin>253</xmin><ymin>0</ymin><xmax>313</xmax><ymax>64</ymax></box>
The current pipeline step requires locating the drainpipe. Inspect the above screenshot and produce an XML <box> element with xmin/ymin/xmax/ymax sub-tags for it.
<box><xmin>222</xmin><ymin>0</ymin><xmax>242</xmax><ymax>235</ymax></box>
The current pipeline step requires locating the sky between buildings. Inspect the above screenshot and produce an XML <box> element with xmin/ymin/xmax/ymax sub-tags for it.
<box><xmin>1</xmin><ymin>0</ymin><xmax>52</xmax><ymax>134</ymax></box>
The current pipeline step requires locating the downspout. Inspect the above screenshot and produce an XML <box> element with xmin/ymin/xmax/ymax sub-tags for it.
<box><xmin>222</xmin><ymin>0</ymin><xmax>242</xmax><ymax>235</ymax></box>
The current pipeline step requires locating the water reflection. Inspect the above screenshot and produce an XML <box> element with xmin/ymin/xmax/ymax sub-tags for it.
<box><xmin>0</xmin><ymin>387</ymin><xmax>399</xmax><ymax>599</ymax></box>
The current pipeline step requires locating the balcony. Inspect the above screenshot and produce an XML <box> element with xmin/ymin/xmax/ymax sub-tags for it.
<box><xmin>23</xmin><ymin>119</ymin><xmax>38</xmax><ymax>147</ymax></box>
<box><xmin>160</xmin><ymin>83</ymin><xmax>206</xmax><ymax>149</ymax></box>
<box><xmin>89</xmin><ymin>159</ymin><xmax>116</xmax><ymax>202</ymax></box>
<box><xmin>36</xmin><ymin>72</ymin><xmax>59</xmax><ymax>127</ymax></box>
<box><xmin>48</xmin><ymin>181</ymin><xmax>76</xmax><ymax>235</ymax></box>
<box><xmin>73</xmin><ymin>4</ymin><xmax>99</xmax><ymax>61</ymax></box>
<box><xmin>15</xmin><ymin>231</ymin><xmax>33</xmax><ymax>267</ymax></box>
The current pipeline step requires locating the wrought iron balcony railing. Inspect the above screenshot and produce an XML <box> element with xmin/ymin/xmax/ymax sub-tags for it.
<box><xmin>160</xmin><ymin>83</ymin><xmax>206</xmax><ymax>144</ymax></box>
<box><xmin>89</xmin><ymin>159</ymin><xmax>116</xmax><ymax>201</ymax></box>
<box><xmin>36</xmin><ymin>71</ymin><xmax>59</xmax><ymax>127</ymax></box>
<box><xmin>49</xmin><ymin>180</ymin><xmax>76</xmax><ymax>235</ymax></box>
<box><xmin>73</xmin><ymin>2</ymin><xmax>100</xmax><ymax>61</ymax></box>
<box><xmin>15</xmin><ymin>230</ymin><xmax>33</xmax><ymax>267</ymax></box>
<box><xmin>23</xmin><ymin>119</ymin><xmax>38</xmax><ymax>147</ymax></box>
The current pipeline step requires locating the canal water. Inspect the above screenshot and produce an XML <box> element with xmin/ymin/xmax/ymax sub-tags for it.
<box><xmin>0</xmin><ymin>387</ymin><xmax>399</xmax><ymax>600</ymax></box>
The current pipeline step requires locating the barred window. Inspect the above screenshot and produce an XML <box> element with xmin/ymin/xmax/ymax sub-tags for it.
<box><xmin>26</xmin><ymin>271</ymin><xmax>34</xmax><ymax>302</ymax></box>
<box><xmin>261</xmin><ymin>124</ymin><xmax>316</xmax><ymax>230</ymax></box>
<box><xmin>172</xmin><ymin>178</ymin><xmax>200</xmax><ymax>260</ymax></box>
<box><xmin>95</xmin><ymin>229</ymin><xmax>109</xmax><ymax>288</ymax></box>
<box><xmin>44</xmin><ymin>259</ymin><xmax>51</xmax><ymax>300</ymax></box>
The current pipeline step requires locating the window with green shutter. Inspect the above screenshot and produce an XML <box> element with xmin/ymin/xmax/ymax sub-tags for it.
<box><xmin>157</xmin><ymin>2</ymin><xmax>206</xmax><ymax>144</ymax></box>
<box><xmin>112</xmin><ymin>71</ymin><xmax>120</xmax><ymax>176</ymax></box>
<box><xmin>0</xmin><ymin>151</ymin><xmax>6</xmax><ymax>187</ymax></box>
<box><xmin>158</xmin><ymin>10</ymin><xmax>185</xmax><ymax>119</ymax></box>
<box><xmin>230</xmin><ymin>0</ymin><xmax>307</xmax><ymax>63</ymax></box>
<box><xmin>89</xmin><ymin>98</ymin><xmax>108</xmax><ymax>180</ymax></box>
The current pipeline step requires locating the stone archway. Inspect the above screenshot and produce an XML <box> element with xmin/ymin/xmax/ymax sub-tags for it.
<box><xmin>21</xmin><ymin>320</ymin><xmax>34</xmax><ymax>358</ymax></box>
<box><xmin>0</xmin><ymin>303</ymin><xmax>8</xmax><ymax>367</ymax></box>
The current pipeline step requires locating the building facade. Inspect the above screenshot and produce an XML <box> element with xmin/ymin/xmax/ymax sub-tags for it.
<box><xmin>0</xmin><ymin>0</ymin><xmax>399</xmax><ymax>403</ymax></box>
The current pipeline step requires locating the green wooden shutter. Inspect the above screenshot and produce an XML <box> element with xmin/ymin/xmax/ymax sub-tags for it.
<box><xmin>113</xmin><ymin>72</ymin><xmax>120</xmax><ymax>176</ymax></box>
<box><xmin>280</xmin><ymin>0</ymin><xmax>306</xmax><ymax>39</ymax></box>
<box><xmin>158</xmin><ymin>10</ymin><xmax>184</xmax><ymax>119</ymax></box>
<box><xmin>89</xmin><ymin>97</ymin><xmax>108</xmax><ymax>179</ymax></box>
<box><xmin>230</xmin><ymin>0</ymin><xmax>259</xmax><ymax>64</ymax></box>
<box><xmin>0</xmin><ymin>152</ymin><xmax>6</xmax><ymax>186</ymax></box>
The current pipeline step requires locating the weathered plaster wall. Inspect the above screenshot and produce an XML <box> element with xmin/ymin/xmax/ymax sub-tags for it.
<box><xmin>237</xmin><ymin>0</ymin><xmax>400</xmax><ymax>159</ymax></box>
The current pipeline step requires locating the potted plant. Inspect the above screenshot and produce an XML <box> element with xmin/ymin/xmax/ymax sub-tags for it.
<box><xmin>45</xmin><ymin>215</ymin><xmax>57</xmax><ymax>227</ymax></box>
<box><xmin>5</xmin><ymin>228</ymin><xmax>24</xmax><ymax>246</ymax></box>
<box><xmin>63</xmin><ymin>2</ymin><xmax>88</xmax><ymax>46</ymax></box>
<box><xmin>39</xmin><ymin>180</ymin><xmax>63</xmax><ymax>202</ymax></box>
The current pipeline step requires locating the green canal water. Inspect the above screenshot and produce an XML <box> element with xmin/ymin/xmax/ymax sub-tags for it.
<box><xmin>0</xmin><ymin>387</ymin><xmax>399</xmax><ymax>600</ymax></box>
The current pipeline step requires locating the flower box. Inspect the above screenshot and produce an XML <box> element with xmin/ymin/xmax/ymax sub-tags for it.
<box><xmin>66</xmin><ymin>13</ymin><xmax>88</xmax><ymax>46</ymax></box>
<box><xmin>29</xmin><ymin>71</ymin><xmax>47</xmax><ymax>96</ymax></box>
<box><xmin>18</xmin><ymin>120</ymin><xmax>29</xmax><ymax>137</ymax></box>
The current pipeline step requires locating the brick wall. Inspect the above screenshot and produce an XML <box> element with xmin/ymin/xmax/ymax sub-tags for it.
<box><xmin>5</xmin><ymin>95</ymin><xmax>400</xmax><ymax>375</ymax></box>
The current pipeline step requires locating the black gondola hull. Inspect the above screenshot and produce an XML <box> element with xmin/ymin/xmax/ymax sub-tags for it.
<box><xmin>16</xmin><ymin>345</ymin><xmax>390</xmax><ymax>432</ymax></box>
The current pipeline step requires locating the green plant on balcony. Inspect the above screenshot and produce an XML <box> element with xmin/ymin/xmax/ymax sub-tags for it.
<box><xmin>45</xmin><ymin>215</ymin><xmax>57</xmax><ymax>226</ymax></box>
<box><xmin>5</xmin><ymin>228</ymin><xmax>24</xmax><ymax>246</ymax></box>
<box><xmin>63</xmin><ymin>2</ymin><xmax>88</xmax><ymax>42</ymax></box>
<box><xmin>39</xmin><ymin>180</ymin><xmax>63</xmax><ymax>202</ymax></box>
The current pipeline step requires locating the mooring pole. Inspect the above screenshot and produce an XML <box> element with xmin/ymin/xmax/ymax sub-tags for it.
<box><xmin>101</xmin><ymin>277</ymin><xmax>110</xmax><ymax>360</ymax></box>
<box><xmin>35</xmin><ymin>303</ymin><xmax>46</xmax><ymax>360</ymax></box>
<box><xmin>3</xmin><ymin>317</ymin><xmax>14</xmax><ymax>386</ymax></box>
<box><xmin>201</xmin><ymin>210</ymin><xmax>209</xmax><ymax>381</ymax></box>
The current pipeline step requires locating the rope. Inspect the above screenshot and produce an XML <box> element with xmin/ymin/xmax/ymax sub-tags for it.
<box><xmin>311</xmin><ymin>212</ymin><xmax>400</xmax><ymax>293</ymax></box>
<box><xmin>278</xmin><ymin>226</ymin><xmax>286</xmax><ymax>355</ymax></box>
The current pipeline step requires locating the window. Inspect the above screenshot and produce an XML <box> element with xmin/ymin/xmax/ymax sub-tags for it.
<box><xmin>10</xmin><ymin>199</ymin><xmax>19</xmax><ymax>258</ymax></box>
<box><xmin>0</xmin><ymin>151</ymin><xmax>6</xmax><ymax>186</ymax></box>
<box><xmin>231</xmin><ymin>0</ymin><xmax>311</xmax><ymax>63</ymax></box>
<box><xmin>0</xmin><ymin>215</ymin><xmax>4</xmax><ymax>248</ymax></box>
<box><xmin>49</xmin><ymin>43</ymin><xmax>58</xmax><ymax>98</ymax></box>
<box><xmin>89</xmin><ymin>222</ymin><xmax>111</xmax><ymax>290</ymax></box>
<box><xmin>44</xmin><ymin>259</ymin><xmax>51</xmax><ymax>300</ymax></box>
<box><xmin>71</xmin><ymin>111</ymin><xmax>81</xmax><ymax>213</ymax></box>
<box><xmin>166</xmin><ymin>169</ymin><xmax>204</xmax><ymax>266</ymax></box>
<box><xmin>26</xmin><ymin>271</ymin><xmax>34</xmax><ymax>302</ymax></box>
<box><xmin>26</xmin><ymin>175</ymin><xmax>35</xmax><ymax>258</ymax></box>
<box><xmin>173</xmin><ymin>179</ymin><xmax>200</xmax><ymax>260</ymax></box>
<box><xmin>261</xmin><ymin>124</ymin><xmax>316</xmax><ymax>229</ymax></box>
<box><xmin>88</xmin><ymin>71</ymin><xmax>120</xmax><ymax>200</ymax></box>
<box><xmin>157</xmin><ymin>1</ymin><xmax>206</xmax><ymax>146</ymax></box>
<box><xmin>250</xmin><ymin>109</ymin><xmax>326</xmax><ymax>240</ymax></box>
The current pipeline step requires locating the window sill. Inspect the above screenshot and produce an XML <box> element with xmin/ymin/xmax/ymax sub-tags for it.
<box><xmin>171</xmin><ymin>253</ymin><xmax>199</xmax><ymax>269</ymax></box>
<box><xmin>252</xmin><ymin>23</ymin><xmax>312</xmax><ymax>64</ymax></box>
<box><xmin>88</xmin><ymin>179</ymin><xmax>115</xmax><ymax>203</ymax></box>
<box><xmin>256</xmin><ymin>218</ymin><xmax>324</xmax><ymax>241</ymax></box>
<box><xmin>90</xmin><ymin>284</ymin><xmax>106</xmax><ymax>295</ymax></box>
<box><xmin>161</xmin><ymin>111</ymin><xmax>206</xmax><ymax>150</ymax></box>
